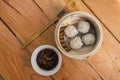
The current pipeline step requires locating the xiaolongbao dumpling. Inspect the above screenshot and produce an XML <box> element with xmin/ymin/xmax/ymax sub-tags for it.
<box><xmin>82</xmin><ymin>33</ymin><xmax>95</xmax><ymax>45</ymax></box>
<box><xmin>78</xmin><ymin>21</ymin><xmax>90</xmax><ymax>33</ymax></box>
<box><xmin>70</xmin><ymin>36</ymin><xmax>83</xmax><ymax>50</ymax></box>
<box><xmin>64</xmin><ymin>25</ymin><xmax>79</xmax><ymax>38</ymax></box>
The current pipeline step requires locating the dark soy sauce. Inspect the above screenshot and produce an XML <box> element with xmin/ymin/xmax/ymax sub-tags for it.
<box><xmin>36</xmin><ymin>49</ymin><xmax>58</xmax><ymax>71</ymax></box>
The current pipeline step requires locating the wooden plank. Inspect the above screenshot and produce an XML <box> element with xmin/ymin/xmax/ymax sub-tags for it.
<box><xmin>34</xmin><ymin>0</ymin><xmax>120</xmax><ymax>80</ymax></box>
<box><xmin>53</xmin><ymin>55</ymin><xmax>101</xmax><ymax>80</ymax></box>
<box><xmin>0</xmin><ymin>0</ymin><xmax>55</xmax><ymax>52</ymax></box>
<box><xmin>0</xmin><ymin>20</ymin><xmax>51</xmax><ymax>80</ymax></box>
<box><xmin>88</xmin><ymin>26</ymin><xmax>120</xmax><ymax>80</ymax></box>
<box><xmin>33</xmin><ymin>0</ymin><xmax>101</xmax><ymax>79</ymax></box>
<box><xmin>0</xmin><ymin>0</ymin><xmax>102</xmax><ymax>80</ymax></box>
<box><xmin>81</xmin><ymin>0</ymin><xmax>120</xmax><ymax>79</ymax></box>
<box><xmin>1</xmin><ymin>0</ymin><xmax>120</xmax><ymax>79</ymax></box>
<box><xmin>82</xmin><ymin>0</ymin><xmax>120</xmax><ymax>42</ymax></box>
<box><xmin>34</xmin><ymin>0</ymin><xmax>89</xmax><ymax>19</ymax></box>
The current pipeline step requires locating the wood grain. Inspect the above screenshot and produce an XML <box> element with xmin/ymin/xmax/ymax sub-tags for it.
<box><xmin>82</xmin><ymin>0</ymin><xmax>120</xmax><ymax>42</ymax></box>
<box><xmin>0</xmin><ymin>0</ymin><xmax>55</xmax><ymax>52</ymax></box>
<box><xmin>0</xmin><ymin>20</ymin><xmax>51</xmax><ymax>80</ymax></box>
<box><xmin>88</xmin><ymin>26</ymin><xmax>120</xmax><ymax>80</ymax></box>
<box><xmin>0</xmin><ymin>0</ymin><xmax>102</xmax><ymax>80</ymax></box>
<box><xmin>52</xmin><ymin>55</ymin><xmax>102</xmax><ymax>80</ymax></box>
<box><xmin>34</xmin><ymin>0</ymin><xmax>120</xmax><ymax>80</ymax></box>
<box><xmin>0</xmin><ymin>0</ymin><xmax>120</xmax><ymax>80</ymax></box>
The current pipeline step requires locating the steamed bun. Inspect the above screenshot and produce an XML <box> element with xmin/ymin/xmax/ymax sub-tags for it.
<box><xmin>70</xmin><ymin>36</ymin><xmax>83</xmax><ymax>50</ymax></box>
<box><xmin>64</xmin><ymin>25</ymin><xmax>79</xmax><ymax>38</ymax></box>
<box><xmin>82</xmin><ymin>33</ymin><xmax>95</xmax><ymax>45</ymax></box>
<box><xmin>78</xmin><ymin>21</ymin><xmax>90</xmax><ymax>33</ymax></box>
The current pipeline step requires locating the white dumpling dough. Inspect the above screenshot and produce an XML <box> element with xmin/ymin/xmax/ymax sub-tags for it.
<box><xmin>64</xmin><ymin>25</ymin><xmax>79</xmax><ymax>38</ymax></box>
<box><xmin>78</xmin><ymin>21</ymin><xmax>90</xmax><ymax>33</ymax></box>
<box><xmin>60</xmin><ymin>15</ymin><xmax>80</xmax><ymax>27</ymax></box>
<box><xmin>82</xmin><ymin>33</ymin><xmax>95</xmax><ymax>45</ymax></box>
<box><xmin>70</xmin><ymin>36</ymin><xmax>83</xmax><ymax>50</ymax></box>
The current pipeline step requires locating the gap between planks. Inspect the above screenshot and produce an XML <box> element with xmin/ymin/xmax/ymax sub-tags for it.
<box><xmin>85</xmin><ymin>61</ymin><xmax>104</xmax><ymax>80</ymax></box>
<box><xmin>0</xmin><ymin>19</ymin><xmax>53</xmax><ymax>80</ymax></box>
<box><xmin>2</xmin><ymin>0</ymin><xmax>21</xmax><ymax>15</ymax></box>
<box><xmin>32</xmin><ymin>0</ymin><xmax>107</xmax><ymax>79</ymax></box>
<box><xmin>27</xmin><ymin>0</ymin><xmax>103</xmax><ymax>79</ymax></box>
<box><xmin>0</xmin><ymin>1</ymin><xmax>55</xmax><ymax>80</ymax></box>
<box><xmin>81</xmin><ymin>0</ymin><xmax>120</xmax><ymax>44</ymax></box>
<box><xmin>34</xmin><ymin>0</ymin><xmax>120</xmax><ymax>79</ymax></box>
<box><xmin>1</xmin><ymin>0</ymin><xmax>119</xmax><ymax>79</ymax></box>
<box><xmin>0</xmin><ymin>18</ymin><xmax>31</xmax><ymax>56</ymax></box>
<box><xmin>33</xmin><ymin>0</ymin><xmax>62</xmax><ymax>28</ymax></box>
<box><xmin>0</xmin><ymin>74</ymin><xmax>4</xmax><ymax>80</ymax></box>
<box><xmin>81</xmin><ymin>0</ymin><xmax>120</xmax><ymax>70</ymax></box>
<box><xmin>32</xmin><ymin>0</ymin><xmax>104</xmax><ymax>79</ymax></box>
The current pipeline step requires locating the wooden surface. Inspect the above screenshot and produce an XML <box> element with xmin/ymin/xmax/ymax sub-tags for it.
<box><xmin>0</xmin><ymin>0</ymin><xmax>120</xmax><ymax>80</ymax></box>
<box><xmin>83</xmin><ymin>0</ymin><xmax>120</xmax><ymax>42</ymax></box>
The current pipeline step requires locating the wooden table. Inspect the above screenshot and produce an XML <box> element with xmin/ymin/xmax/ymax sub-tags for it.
<box><xmin>0</xmin><ymin>0</ymin><xmax>120</xmax><ymax>80</ymax></box>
